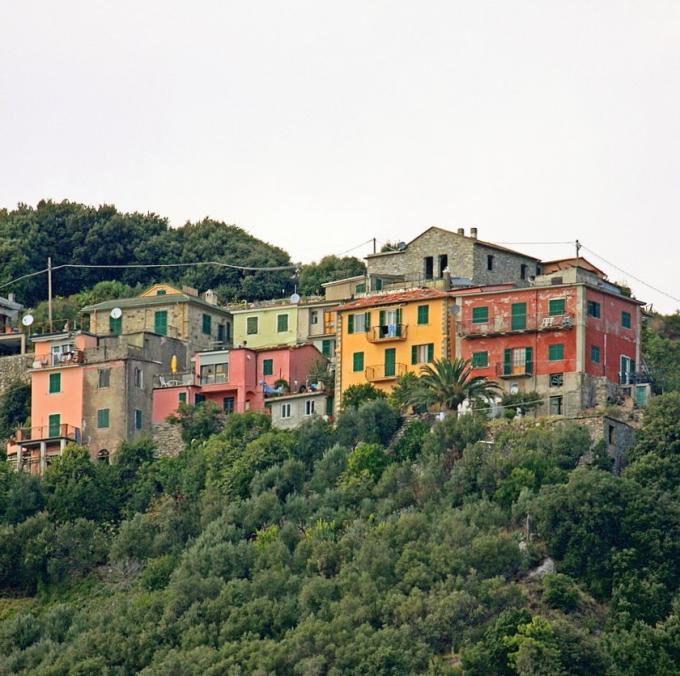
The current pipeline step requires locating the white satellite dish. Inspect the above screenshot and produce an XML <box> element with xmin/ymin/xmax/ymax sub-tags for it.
<box><xmin>21</xmin><ymin>314</ymin><xmax>34</xmax><ymax>327</ymax></box>
<box><xmin>110</xmin><ymin>307</ymin><xmax>123</xmax><ymax>319</ymax></box>
<box><xmin>290</xmin><ymin>293</ymin><xmax>301</xmax><ymax>304</ymax></box>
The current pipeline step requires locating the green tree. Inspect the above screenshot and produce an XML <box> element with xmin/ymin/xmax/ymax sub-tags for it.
<box><xmin>416</xmin><ymin>358</ymin><xmax>500</xmax><ymax>413</ymax></box>
<box><xmin>0</xmin><ymin>380</ymin><xmax>30</xmax><ymax>442</ymax></box>
<box><xmin>298</xmin><ymin>255</ymin><xmax>366</xmax><ymax>296</ymax></box>
<box><xmin>341</xmin><ymin>382</ymin><xmax>386</xmax><ymax>410</ymax></box>
<box><xmin>168</xmin><ymin>401</ymin><xmax>224</xmax><ymax>444</ymax></box>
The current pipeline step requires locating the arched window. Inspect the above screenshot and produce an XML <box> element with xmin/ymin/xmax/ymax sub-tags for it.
<box><xmin>97</xmin><ymin>449</ymin><xmax>110</xmax><ymax>464</ymax></box>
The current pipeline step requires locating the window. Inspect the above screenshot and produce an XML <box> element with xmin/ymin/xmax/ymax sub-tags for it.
<box><xmin>97</xmin><ymin>409</ymin><xmax>110</xmax><ymax>429</ymax></box>
<box><xmin>98</xmin><ymin>368</ymin><xmax>111</xmax><ymax>388</ymax></box>
<box><xmin>548</xmin><ymin>344</ymin><xmax>565</xmax><ymax>361</ymax></box>
<box><xmin>471</xmin><ymin>351</ymin><xmax>489</xmax><ymax>368</ymax></box>
<box><xmin>503</xmin><ymin>347</ymin><xmax>533</xmax><ymax>376</ymax></box>
<box><xmin>134</xmin><ymin>367</ymin><xmax>143</xmax><ymax>388</ymax></box>
<box><xmin>384</xmin><ymin>348</ymin><xmax>396</xmax><ymax>377</ymax></box>
<box><xmin>438</xmin><ymin>254</ymin><xmax>448</xmax><ymax>278</ymax></box>
<box><xmin>223</xmin><ymin>397</ymin><xmax>235</xmax><ymax>414</ymax></box>
<box><xmin>48</xmin><ymin>414</ymin><xmax>61</xmax><ymax>437</ymax></box>
<box><xmin>49</xmin><ymin>372</ymin><xmax>61</xmax><ymax>394</ymax></box>
<box><xmin>550</xmin><ymin>373</ymin><xmax>564</xmax><ymax>387</ymax></box>
<box><xmin>487</xmin><ymin>255</ymin><xmax>494</xmax><ymax>271</ymax></box>
<box><xmin>246</xmin><ymin>316</ymin><xmax>259</xmax><ymax>335</ymax></box>
<box><xmin>134</xmin><ymin>409</ymin><xmax>143</xmax><ymax>430</ymax></box>
<box><xmin>520</xmin><ymin>264</ymin><xmax>528</xmax><ymax>280</ymax></box>
<box><xmin>622</xmin><ymin>311</ymin><xmax>632</xmax><ymax>328</ymax></box>
<box><xmin>277</xmin><ymin>314</ymin><xmax>289</xmax><ymax>332</ymax></box>
<box><xmin>591</xmin><ymin>345</ymin><xmax>601</xmax><ymax>363</ymax></box>
<box><xmin>587</xmin><ymin>301</ymin><xmax>601</xmax><ymax>318</ymax></box>
<box><xmin>194</xmin><ymin>394</ymin><xmax>206</xmax><ymax>405</ymax></box>
<box><xmin>281</xmin><ymin>403</ymin><xmax>291</xmax><ymax>419</ymax></box>
<box><xmin>348</xmin><ymin>312</ymin><xmax>370</xmax><ymax>334</ymax></box>
<box><xmin>511</xmin><ymin>303</ymin><xmax>527</xmax><ymax>330</ymax></box>
<box><xmin>621</xmin><ymin>356</ymin><xmax>635</xmax><ymax>384</ymax></box>
<box><xmin>202</xmin><ymin>313</ymin><xmax>212</xmax><ymax>335</ymax></box>
<box><xmin>109</xmin><ymin>315</ymin><xmax>122</xmax><ymax>335</ymax></box>
<box><xmin>310</xmin><ymin>310</ymin><xmax>319</xmax><ymax>325</ymax></box>
<box><xmin>305</xmin><ymin>400</ymin><xmax>315</xmax><ymax>416</ymax></box>
<box><xmin>179</xmin><ymin>392</ymin><xmax>187</xmax><ymax>404</ymax></box>
<box><xmin>424</xmin><ymin>256</ymin><xmax>434</xmax><ymax>280</ymax></box>
<box><xmin>374</xmin><ymin>278</ymin><xmax>383</xmax><ymax>291</ymax></box>
<box><xmin>417</xmin><ymin>305</ymin><xmax>429</xmax><ymax>325</ymax></box>
<box><xmin>608</xmin><ymin>424</ymin><xmax>615</xmax><ymax>444</ymax></box>
<box><xmin>549</xmin><ymin>298</ymin><xmax>566</xmax><ymax>316</ymax></box>
<box><xmin>97</xmin><ymin>449</ymin><xmax>109</xmax><ymax>464</ymax></box>
<box><xmin>353</xmin><ymin>352</ymin><xmax>364</xmax><ymax>372</ymax></box>
<box><xmin>217</xmin><ymin>323</ymin><xmax>225</xmax><ymax>344</ymax></box>
<box><xmin>156</xmin><ymin>289</ymin><xmax>167</xmax><ymax>296</ymax></box>
<box><xmin>200</xmin><ymin>363</ymin><xmax>228</xmax><ymax>384</ymax></box>
<box><xmin>322</xmin><ymin>339</ymin><xmax>333</xmax><ymax>358</ymax></box>
<box><xmin>263</xmin><ymin>359</ymin><xmax>274</xmax><ymax>376</ymax></box>
<box><xmin>355</xmin><ymin>283</ymin><xmax>366</xmax><ymax>294</ymax></box>
<box><xmin>411</xmin><ymin>343</ymin><xmax>434</xmax><ymax>364</ymax></box>
<box><xmin>549</xmin><ymin>396</ymin><xmax>563</xmax><ymax>416</ymax></box>
<box><xmin>154</xmin><ymin>310</ymin><xmax>168</xmax><ymax>336</ymax></box>
<box><xmin>472</xmin><ymin>306</ymin><xmax>489</xmax><ymax>324</ymax></box>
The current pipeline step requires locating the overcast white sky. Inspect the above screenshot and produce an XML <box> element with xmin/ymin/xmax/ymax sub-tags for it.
<box><xmin>1</xmin><ymin>1</ymin><xmax>679</xmax><ymax>310</ymax></box>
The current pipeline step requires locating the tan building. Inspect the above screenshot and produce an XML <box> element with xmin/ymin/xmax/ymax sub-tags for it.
<box><xmin>82</xmin><ymin>283</ymin><xmax>232</xmax><ymax>355</ymax></box>
<box><xmin>267</xmin><ymin>391</ymin><xmax>329</xmax><ymax>429</ymax></box>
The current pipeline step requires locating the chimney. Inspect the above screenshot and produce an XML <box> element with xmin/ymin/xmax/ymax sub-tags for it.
<box><xmin>470</xmin><ymin>227</ymin><xmax>478</xmax><ymax>239</ymax></box>
<box><xmin>457</xmin><ymin>228</ymin><xmax>464</xmax><ymax>235</ymax></box>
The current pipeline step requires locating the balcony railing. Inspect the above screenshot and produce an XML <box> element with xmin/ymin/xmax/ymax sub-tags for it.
<box><xmin>495</xmin><ymin>363</ymin><xmax>534</xmax><ymax>378</ymax></box>
<box><xmin>461</xmin><ymin>313</ymin><xmax>574</xmax><ymax>337</ymax></box>
<box><xmin>367</xmin><ymin>324</ymin><xmax>408</xmax><ymax>343</ymax></box>
<box><xmin>619</xmin><ymin>371</ymin><xmax>651</xmax><ymax>385</ymax></box>
<box><xmin>14</xmin><ymin>424</ymin><xmax>81</xmax><ymax>443</ymax></box>
<box><xmin>199</xmin><ymin>371</ymin><xmax>230</xmax><ymax>386</ymax></box>
<box><xmin>31</xmin><ymin>350</ymin><xmax>86</xmax><ymax>369</ymax></box>
<box><xmin>154</xmin><ymin>372</ymin><xmax>197</xmax><ymax>388</ymax></box>
<box><xmin>365</xmin><ymin>363</ymin><xmax>408</xmax><ymax>382</ymax></box>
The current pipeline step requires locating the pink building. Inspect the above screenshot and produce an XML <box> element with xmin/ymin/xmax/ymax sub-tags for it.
<box><xmin>153</xmin><ymin>343</ymin><xmax>326</xmax><ymax>421</ymax></box>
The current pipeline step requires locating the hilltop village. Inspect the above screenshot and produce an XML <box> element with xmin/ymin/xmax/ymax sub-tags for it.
<box><xmin>1</xmin><ymin>225</ymin><xmax>647</xmax><ymax>473</ymax></box>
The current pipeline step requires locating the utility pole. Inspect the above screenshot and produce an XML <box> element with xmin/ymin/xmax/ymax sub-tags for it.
<box><xmin>47</xmin><ymin>257</ymin><xmax>53</xmax><ymax>333</ymax></box>
<box><xmin>372</xmin><ymin>237</ymin><xmax>376</xmax><ymax>254</ymax></box>
<box><xmin>575</xmin><ymin>239</ymin><xmax>581</xmax><ymax>262</ymax></box>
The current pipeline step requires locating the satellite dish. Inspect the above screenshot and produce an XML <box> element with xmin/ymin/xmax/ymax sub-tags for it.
<box><xmin>290</xmin><ymin>293</ymin><xmax>301</xmax><ymax>304</ymax></box>
<box><xmin>21</xmin><ymin>314</ymin><xmax>34</xmax><ymax>327</ymax></box>
<box><xmin>110</xmin><ymin>307</ymin><xmax>122</xmax><ymax>319</ymax></box>
<box><xmin>450</xmin><ymin>304</ymin><xmax>460</xmax><ymax>315</ymax></box>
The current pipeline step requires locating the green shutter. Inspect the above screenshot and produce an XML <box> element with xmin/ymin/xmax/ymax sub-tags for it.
<box><xmin>511</xmin><ymin>303</ymin><xmax>527</xmax><ymax>330</ymax></box>
<box><xmin>364</xmin><ymin>312</ymin><xmax>371</xmax><ymax>331</ymax></box>
<box><xmin>379</xmin><ymin>310</ymin><xmax>385</xmax><ymax>327</ymax></box>
<box><xmin>277</xmin><ymin>314</ymin><xmax>288</xmax><ymax>332</ymax></box>
<box><xmin>154</xmin><ymin>310</ymin><xmax>168</xmax><ymax>336</ymax></box>
<box><xmin>49</xmin><ymin>372</ymin><xmax>61</xmax><ymax>393</ymax></box>
<box><xmin>472</xmin><ymin>306</ymin><xmax>489</xmax><ymax>324</ymax></box>
<box><xmin>549</xmin><ymin>299</ymin><xmax>566</xmax><ymax>316</ymax></box>
<box><xmin>384</xmin><ymin>348</ymin><xmax>396</xmax><ymax>377</ymax></box>
<box><xmin>322</xmin><ymin>339</ymin><xmax>332</xmax><ymax>357</ymax></box>
<box><xmin>202</xmin><ymin>313</ymin><xmax>212</xmax><ymax>335</ymax></box>
<box><xmin>396</xmin><ymin>308</ymin><xmax>403</xmax><ymax>325</ymax></box>
<box><xmin>97</xmin><ymin>409</ymin><xmax>110</xmax><ymax>428</ymax></box>
<box><xmin>353</xmin><ymin>352</ymin><xmax>364</xmax><ymax>372</ymax></box>
<box><xmin>48</xmin><ymin>413</ymin><xmax>61</xmax><ymax>437</ymax></box>
<box><xmin>109</xmin><ymin>315</ymin><xmax>122</xmax><ymax>335</ymax></box>
<box><xmin>591</xmin><ymin>345</ymin><xmax>601</xmax><ymax>363</ymax></box>
<box><xmin>548</xmin><ymin>344</ymin><xmax>565</xmax><ymax>361</ymax></box>
<box><xmin>504</xmin><ymin>349</ymin><xmax>512</xmax><ymax>376</ymax></box>
<box><xmin>427</xmin><ymin>343</ymin><xmax>434</xmax><ymax>362</ymax></box>
<box><xmin>179</xmin><ymin>392</ymin><xmax>187</xmax><ymax>404</ymax></box>
<box><xmin>622</xmin><ymin>311</ymin><xmax>632</xmax><ymax>328</ymax></box>
<box><xmin>348</xmin><ymin>315</ymin><xmax>354</xmax><ymax>334</ymax></box>
<box><xmin>411</xmin><ymin>345</ymin><xmax>418</xmax><ymax>365</ymax></box>
<box><xmin>418</xmin><ymin>305</ymin><xmax>429</xmax><ymax>325</ymax></box>
<box><xmin>472</xmin><ymin>351</ymin><xmax>488</xmax><ymax>368</ymax></box>
<box><xmin>263</xmin><ymin>359</ymin><xmax>273</xmax><ymax>376</ymax></box>
<box><xmin>135</xmin><ymin>409</ymin><xmax>143</xmax><ymax>430</ymax></box>
<box><xmin>525</xmin><ymin>347</ymin><xmax>534</xmax><ymax>374</ymax></box>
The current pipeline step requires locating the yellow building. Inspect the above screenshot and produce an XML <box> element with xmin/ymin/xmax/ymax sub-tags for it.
<box><xmin>335</xmin><ymin>288</ymin><xmax>450</xmax><ymax>411</ymax></box>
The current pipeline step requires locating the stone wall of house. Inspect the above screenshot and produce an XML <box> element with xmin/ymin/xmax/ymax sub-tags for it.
<box><xmin>472</xmin><ymin>243</ymin><xmax>539</xmax><ymax>286</ymax></box>
<box><xmin>0</xmin><ymin>354</ymin><xmax>32</xmax><ymax>398</ymax></box>
<box><xmin>152</xmin><ymin>421</ymin><xmax>185</xmax><ymax>457</ymax></box>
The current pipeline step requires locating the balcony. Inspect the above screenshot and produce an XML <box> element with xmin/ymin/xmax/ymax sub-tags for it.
<box><xmin>31</xmin><ymin>350</ymin><xmax>86</xmax><ymax>369</ymax></box>
<box><xmin>14</xmin><ymin>424</ymin><xmax>81</xmax><ymax>445</ymax></box>
<box><xmin>461</xmin><ymin>313</ymin><xmax>574</xmax><ymax>338</ymax></box>
<box><xmin>367</xmin><ymin>324</ymin><xmax>408</xmax><ymax>343</ymax></box>
<box><xmin>495</xmin><ymin>363</ymin><xmax>533</xmax><ymax>379</ymax></box>
<box><xmin>154</xmin><ymin>372</ymin><xmax>196</xmax><ymax>388</ymax></box>
<box><xmin>619</xmin><ymin>371</ymin><xmax>650</xmax><ymax>385</ymax></box>
<box><xmin>365</xmin><ymin>363</ymin><xmax>408</xmax><ymax>382</ymax></box>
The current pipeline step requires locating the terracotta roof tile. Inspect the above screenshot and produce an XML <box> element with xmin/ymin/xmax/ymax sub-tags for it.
<box><xmin>336</xmin><ymin>287</ymin><xmax>449</xmax><ymax>312</ymax></box>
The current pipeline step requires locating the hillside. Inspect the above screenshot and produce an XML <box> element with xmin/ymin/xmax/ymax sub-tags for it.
<box><xmin>1</xmin><ymin>393</ymin><xmax>680</xmax><ymax>674</ymax></box>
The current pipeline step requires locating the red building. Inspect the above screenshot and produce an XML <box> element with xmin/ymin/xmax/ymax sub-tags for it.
<box><xmin>450</xmin><ymin>259</ymin><xmax>645</xmax><ymax>415</ymax></box>
<box><xmin>152</xmin><ymin>343</ymin><xmax>326</xmax><ymax>421</ymax></box>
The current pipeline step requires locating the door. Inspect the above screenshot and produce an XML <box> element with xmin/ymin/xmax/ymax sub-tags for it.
<box><xmin>621</xmin><ymin>356</ymin><xmax>635</xmax><ymax>384</ymax></box>
<box><xmin>223</xmin><ymin>397</ymin><xmax>235</xmax><ymax>414</ymax></box>
<box><xmin>48</xmin><ymin>413</ymin><xmax>61</xmax><ymax>438</ymax></box>
<box><xmin>511</xmin><ymin>303</ymin><xmax>527</xmax><ymax>330</ymax></box>
<box><xmin>384</xmin><ymin>348</ymin><xmax>396</xmax><ymax>377</ymax></box>
<box><xmin>154</xmin><ymin>310</ymin><xmax>168</xmax><ymax>336</ymax></box>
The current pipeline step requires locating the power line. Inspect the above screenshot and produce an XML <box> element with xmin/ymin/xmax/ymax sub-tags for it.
<box><xmin>336</xmin><ymin>239</ymin><xmax>375</xmax><ymax>257</ymax></box>
<box><xmin>580</xmin><ymin>244</ymin><xmax>680</xmax><ymax>305</ymax></box>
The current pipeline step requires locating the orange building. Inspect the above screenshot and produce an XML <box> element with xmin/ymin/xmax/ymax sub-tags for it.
<box><xmin>334</xmin><ymin>288</ymin><xmax>450</xmax><ymax>411</ymax></box>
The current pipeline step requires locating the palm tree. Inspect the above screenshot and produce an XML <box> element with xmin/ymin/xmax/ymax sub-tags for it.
<box><xmin>415</xmin><ymin>357</ymin><xmax>500</xmax><ymax>414</ymax></box>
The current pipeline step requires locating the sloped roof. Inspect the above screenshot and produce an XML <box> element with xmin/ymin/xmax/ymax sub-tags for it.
<box><xmin>336</xmin><ymin>287</ymin><xmax>449</xmax><ymax>312</ymax></box>
<box><xmin>81</xmin><ymin>293</ymin><xmax>231</xmax><ymax>314</ymax></box>
<box><xmin>366</xmin><ymin>226</ymin><xmax>540</xmax><ymax>261</ymax></box>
